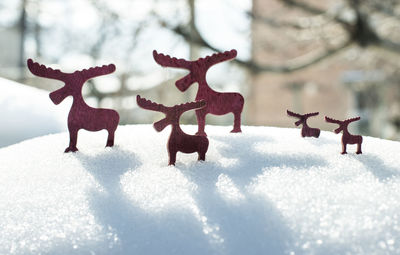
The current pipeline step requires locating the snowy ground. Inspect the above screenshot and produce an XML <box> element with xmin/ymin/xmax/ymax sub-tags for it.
<box><xmin>0</xmin><ymin>125</ymin><xmax>399</xmax><ymax>255</ymax></box>
<box><xmin>0</xmin><ymin>77</ymin><xmax>67</xmax><ymax>148</ymax></box>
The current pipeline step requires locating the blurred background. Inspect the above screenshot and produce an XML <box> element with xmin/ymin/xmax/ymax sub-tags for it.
<box><xmin>0</xmin><ymin>0</ymin><xmax>399</xmax><ymax>148</ymax></box>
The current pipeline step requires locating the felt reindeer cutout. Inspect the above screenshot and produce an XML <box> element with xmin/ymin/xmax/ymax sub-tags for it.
<box><xmin>287</xmin><ymin>110</ymin><xmax>321</xmax><ymax>138</ymax></box>
<box><xmin>27</xmin><ymin>59</ymin><xmax>120</xmax><ymax>152</ymax></box>
<box><xmin>325</xmin><ymin>116</ymin><xmax>363</xmax><ymax>154</ymax></box>
<box><xmin>136</xmin><ymin>95</ymin><xmax>209</xmax><ymax>165</ymax></box>
<box><xmin>153</xmin><ymin>49</ymin><xmax>244</xmax><ymax>136</ymax></box>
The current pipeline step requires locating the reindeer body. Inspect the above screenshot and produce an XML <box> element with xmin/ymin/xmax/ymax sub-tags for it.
<box><xmin>340</xmin><ymin>129</ymin><xmax>363</xmax><ymax>154</ymax></box>
<box><xmin>195</xmin><ymin>82</ymin><xmax>244</xmax><ymax>135</ymax></box>
<box><xmin>168</xmin><ymin>125</ymin><xmax>209</xmax><ymax>165</ymax></box>
<box><xmin>153</xmin><ymin>50</ymin><xmax>244</xmax><ymax>136</ymax></box>
<box><xmin>301</xmin><ymin>126</ymin><xmax>320</xmax><ymax>138</ymax></box>
<box><xmin>66</xmin><ymin>99</ymin><xmax>119</xmax><ymax>152</ymax></box>
<box><xmin>137</xmin><ymin>95</ymin><xmax>209</xmax><ymax>165</ymax></box>
<box><xmin>287</xmin><ymin>110</ymin><xmax>320</xmax><ymax>138</ymax></box>
<box><xmin>28</xmin><ymin>59</ymin><xmax>119</xmax><ymax>152</ymax></box>
<box><xmin>325</xmin><ymin>116</ymin><xmax>363</xmax><ymax>154</ymax></box>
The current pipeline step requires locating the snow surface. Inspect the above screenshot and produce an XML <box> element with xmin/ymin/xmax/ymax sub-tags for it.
<box><xmin>0</xmin><ymin>77</ymin><xmax>67</xmax><ymax>148</ymax></box>
<box><xmin>0</xmin><ymin>125</ymin><xmax>400</xmax><ymax>255</ymax></box>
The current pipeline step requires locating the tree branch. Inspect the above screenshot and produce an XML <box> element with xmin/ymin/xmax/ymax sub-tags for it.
<box><xmin>279</xmin><ymin>0</ymin><xmax>324</xmax><ymax>15</ymax></box>
<box><xmin>374</xmin><ymin>38</ymin><xmax>400</xmax><ymax>53</ymax></box>
<box><xmin>279</xmin><ymin>0</ymin><xmax>400</xmax><ymax>55</ymax></box>
<box><xmin>278</xmin><ymin>0</ymin><xmax>352</xmax><ymax>30</ymax></box>
<box><xmin>247</xmin><ymin>11</ymin><xmax>304</xmax><ymax>30</ymax></box>
<box><xmin>164</xmin><ymin>21</ymin><xmax>352</xmax><ymax>73</ymax></box>
<box><xmin>370</xmin><ymin>2</ymin><xmax>400</xmax><ymax>21</ymax></box>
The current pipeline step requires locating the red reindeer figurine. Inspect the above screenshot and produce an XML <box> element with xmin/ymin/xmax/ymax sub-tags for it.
<box><xmin>325</xmin><ymin>116</ymin><xmax>363</xmax><ymax>154</ymax></box>
<box><xmin>137</xmin><ymin>95</ymin><xmax>209</xmax><ymax>165</ymax></box>
<box><xmin>27</xmin><ymin>59</ymin><xmax>120</xmax><ymax>152</ymax></box>
<box><xmin>287</xmin><ymin>110</ymin><xmax>321</xmax><ymax>138</ymax></box>
<box><xmin>153</xmin><ymin>49</ymin><xmax>244</xmax><ymax>136</ymax></box>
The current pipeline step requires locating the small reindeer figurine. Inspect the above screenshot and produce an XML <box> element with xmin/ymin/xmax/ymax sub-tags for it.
<box><xmin>27</xmin><ymin>59</ymin><xmax>119</xmax><ymax>152</ymax></box>
<box><xmin>153</xmin><ymin>49</ymin><xmax>244</xmax><ymax>136</ymax></box>
<box><xmin>136</xmin><ymin>95</ymin><xmax>209</xmax><ymax>165</ymax></box>
<box><xmin>325</xmin><ymin>116</ymin><xmax>363</xmax><ymax>154</ymax></box>
<box><xmin>287</xmin><ymin>110</ymin><xmax>321</xmax><ymax>138</ymax></box>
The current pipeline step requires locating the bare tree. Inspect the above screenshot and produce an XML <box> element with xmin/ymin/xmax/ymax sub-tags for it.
<box><xmin>160</xmin><ymin>0</ymin><xmax>400</xmax><ymax>73</ymax></box>
<box><xmin>157</xmin><ymin>0</ymin><xmax>400</xmax><ymax>138</ymax></box>
<box><xmin>5</xmin><ymin>0</ymin><xmax>400</xmax><ymax>137</ymax></box>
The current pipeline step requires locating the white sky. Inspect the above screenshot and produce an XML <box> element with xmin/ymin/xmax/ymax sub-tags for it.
<box><xmin>0</xmin><ymin>0</ymin><xmax>251</xmax><ymax>60</ymax></box>
<box><xmin>0</xmin><ymin>0</ymin><xmax>251</xmax><ymax>91</ymax></box>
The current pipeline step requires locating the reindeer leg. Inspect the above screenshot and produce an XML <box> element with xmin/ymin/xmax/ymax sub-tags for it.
<box><xmin>356</xmin><ymin>142</ymin><xmax>362</xmax><ymax>154</ymax></box>
<box><xmin>197</xmin><ymin>137</ymin><xmax>208</xmax><ymax>162</ymax></box>
<box><xmin>195</xmin><ymin>110</ymin><xmax>207</xmax><ymax>136</ymax></box>
<box><xmin>314</xmin><ymin>129</ymin><xmax>321</xmax><ymax>138</ymax></box>
<box><xmin>341</xmin><ymin>142</ymin><xmax>347</xmax><ymax>154</ymax></box>
<box><xmin>198</xmin><ymin>151</ymin><xmax>206</xmax><ymax>161</ymax></box>
<box><xmin>231</xmin><ymin>111</ymin><xmax>242</xmax><ymax>133</ymax></box>
<box><xmin>301</xmin><ymin>127</ymin><xmax>306</xmax><ymax>137</ymax></box>
<box><xmin>65</xmin><ymin>128</ymin><xmax>79</xmax><ymax>153</ymax></box>
<box><xmin>106</xmin><ymin>128</ymin><xmax>116</xmax><ymax>147</ymax></box>
<box><xmin>168</xmin><ymin>150</ymin><xmax>177</xmax><ymax>166</ymax></box>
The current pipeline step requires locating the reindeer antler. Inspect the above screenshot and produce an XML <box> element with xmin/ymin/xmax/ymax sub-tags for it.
<box><xmin>136</xmin><ymin>95</ymin><xmax>169</xmax><ymax>113</ymax></box>
<box><xmin>176</xmin><ymin>100</ymin><xmax>206</xmax><ymax>114</ymax></box>
<box><xmin>287</xmin><ymin>110</ymin><xmax>319</xmax><ymax>119</ymax></box>
<box><xmin>78</xmin><ymin>64</ymin><xmax>116</xmax><ymax>80</ymax></box>
<box><xmin>344</xmin><ymin>117</ymin><xmax>361</xmax><ymax>124</ymax></box>
<box><xmin>287</xmin><ymin>110</ymin><xmax>303</xmax><ymax>119</ymax></box>
<box><xmin>304</xmin><ymin>112</ymin><xmax>319</xmax><ymax>118</ymax></box>
<box><xmin>288</xmin><ymin>110</ymin><xmax>319</xmax><ymax>126</ymax></box>
<box><xmin>203</xmin><ymin>49</ymin><xmax>237</xmax><ymax>69</ymax></box>
<box><xmin>27</xmin><ymin>59</ymin><xmax>67</xmax><ymax>81</ymax></box>
<box><xmin>28</xmin><ymin>59</ymin><xmax>115</xmax><ymax>82</ymax></box>
<box><xmin>325</xmin><ymin>116</ymin><xmax>342</xmax><ymax>125</ymax></box>
<box><xmin>153</xmin><ymin>50</ymin><xmax>191</xmax><ymax>69</ymax></box>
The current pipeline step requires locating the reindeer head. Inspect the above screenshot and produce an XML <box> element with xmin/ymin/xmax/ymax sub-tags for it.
<box><xmin>136</xmin><ymin>95</ymin><xmax>206</xmax><ymax>132</ymax></box>
<box><xmin>325</xmin><ymin>116</ymin><xmax>361</xmax><ymax>134</ymax></box>
<box><xmin>27</xmin><ymin>59</ymin><xmax>115</xmax><ymax>105</ymax></box>
<box><xmin>153</xmin><ymin>49</ymin><xmax>237</xmax><ymax>92</ymax></box>
<box><xmin>334</xmin><ymin>126</ymin><xmax>344</xmax><ymax>134</ymax></box>
<box><xmin>287</xmin><ymin>110</ymin><xmax>319</xmax><ymax>126</ymax></box>
<box><xmin>325</xmin><ymin>116</ymin><xmax>343</xmax><ymax>133</ymax></box>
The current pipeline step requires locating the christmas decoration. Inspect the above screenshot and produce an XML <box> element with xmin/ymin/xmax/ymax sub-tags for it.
<box><xmin>325</xmin><ymin>116</ymin><xmax>363</xmax><ymax>154</ymax></box>
<box><xmin>27</xmin><ymin>59</ymin><xmax>119</xmax><ymax>152</ymax></box>
<box><xmin>153</xmin><ymin>50</ymin><xmax>244</xmax><ymax>136</ymax></box>
<box><xmin>287</xmin><ymin>110</ymin><xmax>320</xmax><ymax>138</ymax></box>
<box><xmin>136</xmin><ymin>95</ymin><xmax>209</xmax><ymax>165</ymax></box>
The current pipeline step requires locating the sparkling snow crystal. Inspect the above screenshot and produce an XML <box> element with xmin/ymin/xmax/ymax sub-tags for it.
<box><xmin>0</xmin><ymin>125</ymin><xmax>399</xmax><ymax>254</ymax></box>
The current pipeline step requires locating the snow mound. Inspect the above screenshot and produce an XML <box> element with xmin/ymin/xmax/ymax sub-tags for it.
<box><xmin>0</xmin><ymin>77</ymin><xmax>67</xmax><ymax>148</ymax></box>
<box><xmin>0</xmin><ymin>125</ymin><xmax>399</xmax><ymax>254</ymax></box>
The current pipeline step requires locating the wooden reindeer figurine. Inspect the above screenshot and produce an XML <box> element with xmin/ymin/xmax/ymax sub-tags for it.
<box><xmin>153</xmin><ymin>49</ymin><xmax>244</xmax><ymax>136</ymax></box>
<box><xmin>136</xmin><ymin>95</ymin><xmax>209</xmax><ymax>165</ymax></box>
<box><xmin>27</xmin><ymin>59</ymin><xmax>119</xmax><ymax>152</ymax></box>
<box><xmin>325</xmin><ymin>116</ymin><xmax>363</xmax><ymax>154</ymax></box>
<box><xmin>287</xmin><ymin>110</ymin><xmax>321</xmax><ymax>138</ymax></box>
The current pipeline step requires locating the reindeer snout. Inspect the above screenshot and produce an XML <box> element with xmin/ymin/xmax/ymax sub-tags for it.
<box><xmin>49</xmin><ymin>92</ymin><xmax>62</xmax><ymax>105</ymax></box>
<box><xmin>49</xmin><ymin>92</ymin><xmax>60</xmax><ymax>105</ymax></box>
<box><xmin>153</xmin><ymin>118</ymin><xmax>170</xmax><ymax>132</ymax></box>
<box><xmin>49</xmin><ymin>88</ymin><xmax>68</xmax><ymax>105</ymax></box>
<box><xmin>175</xmin><ymin>74</ymin><xmax>194</xmax><ymax>92</ymax></box>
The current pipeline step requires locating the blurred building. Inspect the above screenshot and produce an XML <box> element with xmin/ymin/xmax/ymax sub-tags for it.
<box><xmin>248</xmin><ymin>0</ymin><xmax>399</xmax><ymax>139</ymax></box>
